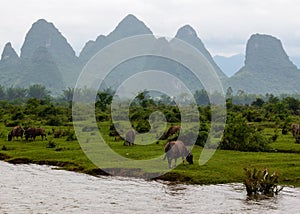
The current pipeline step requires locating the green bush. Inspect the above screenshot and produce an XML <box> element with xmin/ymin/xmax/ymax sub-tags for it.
<box><xmin>11</xmin><ymin>111</ymin><xmax>24</xmax><ymax>120</ymax></box>
<box><xmin>135</xmin><ymin>120</ymin><xmax>150</xmax><ymax>133</ymax></box>
<box><xmin>66</xmin><ymin>131</ymin><xmax>77</xmax><ymax>141</ymax></box>
<box><xmin>96</xmin><ymin>112</ymin><xmax>109</xmax><ymax>122</ymax></box>
<box><xmin>5</xmin><ymin>120</ymin><xmax>19</xmax><ymax>127</ymax></box>
<box><xmin>220</xmin><ymin>114</ymin><xmax>269</xmax><ymax>152</ymax></box>
<box><xmin>46</xmin><ymin>140</ymin><xmax>56</xmax><ymax>148</ymax></box>
<box><xmin>46</xmin><ymin>116</ymin><xmax>63</xmax><ymax>126</ymax></box>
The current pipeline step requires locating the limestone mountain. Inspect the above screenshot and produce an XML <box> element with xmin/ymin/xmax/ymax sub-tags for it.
<box><xmin>19</xmin><ymin>47</ymin><xmax>64</xmax><ymax>94</ymax></box>
<box><xmin>20</xmin><ymin>19</ymin><xmax>77</xmax><ymax>63</ymax></box>
<box><xmin>229</xmin><ymin>34</ymin><xmax>300</xmax><ymax>94</ymax></box>
<box><xmin>96</xmin><ymin>22</ymin><xmax>228</xmax><ymax>93</ymax></box>
<box><xmin>0</xmin><ymin>42</ymin><xmax>22</xmax><ymax>86</ymax></box>
<box><xmin>79</xmin><ymin>14</ymin><xmax>153</xmax><ymax>63</ymax></box>
<box><xmin>173</xmin><ymin>25</ymin><xmax>227</xmax><ymax>83</ymax></box>
<box><xmin>1</xmin><ymin>42</ymin><xmax>19</xmax><ymax>63</ymax></box>
<box><xmin>1</xmin><ymin>15</ymin><xmax>300</xmax><ymax>96</ymax></box>
<box><xmin>20</xmin><ymin>19</ymin><xmax>79</xmax><ymax>87</ymax></box>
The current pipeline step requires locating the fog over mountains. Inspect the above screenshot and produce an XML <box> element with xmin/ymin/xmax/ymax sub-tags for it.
<box><xmin>0</xmin><ymin>14</ymin><xmax>299</xmax><ymax>95</ymax></box>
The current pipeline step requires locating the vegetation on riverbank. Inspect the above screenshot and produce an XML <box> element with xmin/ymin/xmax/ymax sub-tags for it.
<box><xmin>0</xmin><ymin>87</ymin><xmax>300</xmax><ymax>187</ymax></box>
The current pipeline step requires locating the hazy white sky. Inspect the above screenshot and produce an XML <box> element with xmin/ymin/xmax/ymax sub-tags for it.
<box><xmin>0</xmin><ymin>0</ymin><xmax>299</xmax><ymax>57</ymax></box>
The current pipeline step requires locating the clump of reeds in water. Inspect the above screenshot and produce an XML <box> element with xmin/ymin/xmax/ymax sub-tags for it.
<box><xmin>244</xmin><ymin>168</ymin><xmax>283</xmax><ymax>196</ymax></box>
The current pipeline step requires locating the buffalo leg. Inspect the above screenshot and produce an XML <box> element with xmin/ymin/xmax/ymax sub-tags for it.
<box><xmin>167</xmin><ymin>157</ymin><xmax>172</xmax><ymax>168</ymax></box>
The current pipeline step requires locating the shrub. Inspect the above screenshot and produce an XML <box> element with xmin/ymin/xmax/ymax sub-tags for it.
<box><xmin>109</xmin><ymin>123</ymin><xmax>122</xmax><ymax>137</ymax></box>
<box><xmin>179</xmin><ymin>126</ymin><xmax>209</xmax><ymax>147</ymax></box>
<box><xmin>11</xmin><ymin>111</ymin><xmax>24</xmax><ymax>120</ymax></box>
<box><xmin>66</xmin><ymin>130</ymin><xmax>77</xmax><ymax>141</ymax></box>
<box><xmin>46</xmin><ymin>140</ymin><xmax>56</xmax><ymax>148</ymax></box>
<box><xmin>196</xmin><ymin>131</ymin><xmax>208</xmax><ymax>146</ymax></box>
<box><xmin>0</xmin><ymin>131</ymin><xmax>6</xmax><ymax>138</ymax></box>
<box><xmin>45</xmin><ymin>116</ymin><xmax>63</xmax><ymax>126</ymax></box>
<box><xmin>135</xmin><ymin>120</ymin><xmax>150</xmax><ymax>133</ymax></box>
<box><xmin>220</xmin><ymin>114</ymin><xmax>269</xmax><ymax>152</ymax></box>
<box><xmin>164</xmin><ymin>111</ymin><xmax>180</xmax><ymax>123</ymax></box>
<box><xmin>96</xmin><ymin>112</ymin><xmax>109</xmax><ymax>122</ymax></box>
<box><xmin>5</xmin><ymin>120</ymin><xmax>19</xmax><ymax>127</ymax></box>
<box><xmin>281</xmin><ymin>124</ymin><xmax>288</xmax><ymax>135</ymax></box>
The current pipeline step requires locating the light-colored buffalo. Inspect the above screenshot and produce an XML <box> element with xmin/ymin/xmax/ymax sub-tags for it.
<box><xmin>163</xmin><ymin>140</ymin><xmax>193</xmax><ymax>168</ymax></box>
<box><xmin>124</xmin><ymin>130</ymin><xmax>135</xmax><ymax>146</ymax></box>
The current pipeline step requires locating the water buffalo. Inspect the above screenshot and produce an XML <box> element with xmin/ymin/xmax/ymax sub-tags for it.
<box><xmin>161</xmin><ymin>125</ymin><xmax>181</xmax><ymax>140</ymax></box>
<box><xmin>291</xmin><ymin>123</ymin><xmax>300</xmax><ymax>138</ymax></box>
<box><xmin>124</xmin><ymin>130</ymin><xmax>135</xmax><ymax>146</ymax></box>
<box><xmin>163</xmin><ymin>140</ymin><xmax>193</xmax><ymax>168</ymax></box>
<box><xmin>8</xmin><ymin>126</ymin><xmax>24</xmax><ymax>141</ymax></box>
<box><xmin>25</xmin><ymin>128</ymin><xmax>47</xmax><ymax>141</ymax></box>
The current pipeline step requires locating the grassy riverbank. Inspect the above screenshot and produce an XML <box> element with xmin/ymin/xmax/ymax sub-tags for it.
<box><xmin>1</xmin><ymin>126</ymin><xmax>299</xmax><ymax>187</ymax></box>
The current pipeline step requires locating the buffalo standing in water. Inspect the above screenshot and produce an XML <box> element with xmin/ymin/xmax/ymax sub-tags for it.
<box><xmin>163</xmin><ymin>140</ymin><xmax>193</xmax><ymax>168</ymax></box>
<box><xmin>124</xmin><ymin>130</ymin><xmax>135</xmax><ymax>146</ymax></box>
<box><xmin>8</xmin><ymin>126</ymin><xmax>24</xmax><ymax>141</ymax></box>
<box><xmin>25</xmin><ymin>128</ymin><xmax>47</xmax><ymax>141</ymax></box>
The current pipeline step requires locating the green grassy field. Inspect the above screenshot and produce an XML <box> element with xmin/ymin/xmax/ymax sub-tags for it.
<box><xmin>1</xmin><ymin>122</ymin><xmax>300</xmax><ymax>187</ymax></box>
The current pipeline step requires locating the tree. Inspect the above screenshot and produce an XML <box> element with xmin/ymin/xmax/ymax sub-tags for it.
<box><xmin>134</xmin><ymin>90</ymin><xmax>154</xmax><ymax>108</ymax></box>
<box><xmin>283</xmin><ymin>97</ymin><xmax>300</xmax><ymax>114</ymax></box>
<box><xmin>0</xmin><ymin>85</ymin><xmax>5</xmax><ymax>100</ymax></box>
<box><xmin>28</xmin><ymin>84</ymin><xmax>49</xmax><ymax>100</ymax></box>
<box><xmin>251</xmin><ymin>98</ymin><xmax>265</xmax><ymax>107</ymax></box>
<box><xmin>6</xmin><ymin>86</ymin><xmax>27</xmax><ymax>101</ymax></box>
<box><xmin>96</xmin><ymin>90</ymin><xmax>113</xmax><ymax>111</ymax></box>
<box><xmin>194</xmin><ymin>89</ymin><xmax>209</xmax><ymax>105</ymax></box>
<box><xmin>220</xmin><ymin>113</ymin><xmax>269</xmax><ymax>151</ymax></box>
<box><xmin>226</xmin><ymin>87</ymin><xmax>233</xmax><ymax>98</ymax></box>
<box><xmin>62</xmin><ymin>87</ymin><xmax>74</xmax><ymax>101</ymax></box>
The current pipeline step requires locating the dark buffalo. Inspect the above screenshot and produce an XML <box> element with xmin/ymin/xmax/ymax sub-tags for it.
<box><xmin>25</xmin><ymin>128</ymin><xmax>47</xmax><ymax>141</ymax></box>
<box><xmin>124</xmin><ymin>130</ymin><xmax>135</xmax><ymax>146</ymax></box>
<box><xmin>161</xmin><ymin>125</ymin><xmax>181</xmax><ymax>140</ymax></box>
<box><xmin>8</xmin><ymin>126</ymin><xmax>24</xmax><ymax>141</ymax></box>
<box><xmin>163</xmin><ymin>140</ymin><xmax>193</xmax><ymax>168</ymax></box>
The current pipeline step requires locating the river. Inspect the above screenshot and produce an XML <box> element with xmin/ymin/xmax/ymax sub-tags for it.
<box><xmin>0</xmin><ymin>161</ymin><xmax>299</xmax><ymax>213</ymax></box>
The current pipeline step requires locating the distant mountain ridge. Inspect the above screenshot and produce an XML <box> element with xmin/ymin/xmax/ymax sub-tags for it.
<box><xmin>0</xmin><ymin>14</ymin><xmax>300</xmax><ymax>95</ymax></box>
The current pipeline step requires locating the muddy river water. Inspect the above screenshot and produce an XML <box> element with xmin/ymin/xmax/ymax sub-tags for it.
<box><xmin>0</xmin><ymin>161</ymin><xmax>299</xmax><ymax>213</ymax></box>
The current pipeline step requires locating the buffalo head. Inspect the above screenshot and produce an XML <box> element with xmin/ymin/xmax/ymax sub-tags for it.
<box><xmin>186</xmin><ymin>152</ymin><xmax>193</xmax><ymax>165</ymax></box>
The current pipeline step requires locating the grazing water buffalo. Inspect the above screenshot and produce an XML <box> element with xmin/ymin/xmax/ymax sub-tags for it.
<box><xmin>161</xmin><ymin>125</ymin><xmax>181</xmax><ymax>140</ymax></box>
<box><xmin>124</xmin><ymin>130</ymin><xmax>135</xmax><ymax>146</ymax></box>
<box><xmin>163</xmin><ymin>140</ymin><xmax>193</xmax><ymax>168</ymax></box>
<box><xmin>291</xmin><ymin>123</ymin><xmax>300</xmax><ymax>138</ymax></box>
<box><xmin>25</xmin><ymin>128</ymin><xmax>47</xmax><ymax>141</ymax></box>
<box><xmin>8</xmin><ymin>126</ymin><xmax>24</xmax><ymax>141</ymax></box>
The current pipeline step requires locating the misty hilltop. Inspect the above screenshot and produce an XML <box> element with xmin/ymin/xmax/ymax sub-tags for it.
<box><xmin>0</xmin><ymin>14</ymin><xmax>300</xmax><ymax>95</ymax></box>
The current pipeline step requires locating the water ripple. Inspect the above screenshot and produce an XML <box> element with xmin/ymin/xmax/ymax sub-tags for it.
<box><xmin>0</xmin><ymin>161</ymin><xmax>299</xmax><ymax>213</ymax></box>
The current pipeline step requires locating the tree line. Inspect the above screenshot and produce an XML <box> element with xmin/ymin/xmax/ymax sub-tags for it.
<box><xmin>1</xmin><ymin>85</ymin><xmax>300</xmax><ymax>152</ymax></box>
